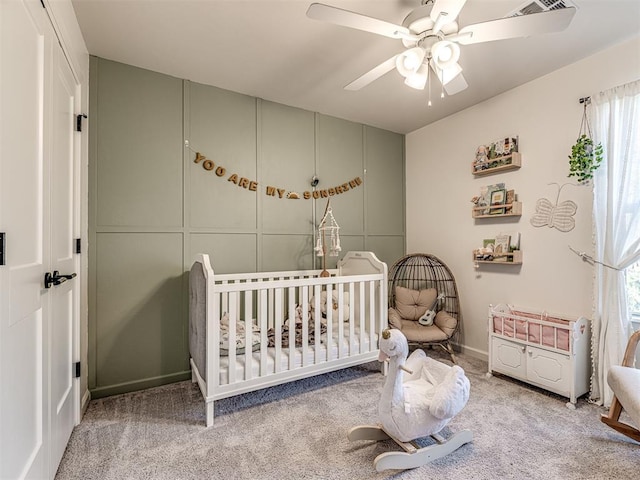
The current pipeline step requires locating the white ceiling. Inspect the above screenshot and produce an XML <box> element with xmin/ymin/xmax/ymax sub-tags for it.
<box><xmin>71</xmin><ymin>0</ymin><xmax>640</xmax><ymax>134</ymax></box>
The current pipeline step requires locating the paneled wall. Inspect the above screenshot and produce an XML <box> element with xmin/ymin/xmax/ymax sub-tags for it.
<box><xmin>89</xmin><ymin>57</ymin><xmax>405</xmax><ymax>398</ymax></box>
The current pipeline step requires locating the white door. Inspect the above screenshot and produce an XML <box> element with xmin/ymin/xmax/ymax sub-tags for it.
<box><xmin>0</xmin><ymin>1</ymin><xmax>50</xmax><ymax>478</ymax></box>
<box><xmin>0</xmin><ymin>1</ymin><xmax>79</xmax><ymax>478</ymax></box>
<box><xmin>48</xmin><ymin>38</ymin><xmax>79</xmax><ymax>472</ymax></box>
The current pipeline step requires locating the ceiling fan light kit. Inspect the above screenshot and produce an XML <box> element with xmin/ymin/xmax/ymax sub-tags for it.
<box><xmin>395</xmin><ymin>47</ymin><xmax>426</xmax><ymax>78</ymax></box>
<box><xmin>307</xmin><ymin>0</ymin><xmax>576</xmax><ymax>105</ymax></box>
<box><xmin>404</xmin><ymin>63</ymin><xmax>430</xmax><ymax>90</ymax></box>
<box><xmin>431</xmin><ymin>40</ymin><xmax>460</xmax><ymax>70</ymax></box>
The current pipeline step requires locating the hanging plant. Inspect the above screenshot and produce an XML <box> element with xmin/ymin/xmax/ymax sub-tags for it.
<box><xmin>568</xmin><ymin>98</ymin><xmax>603</xmax><ymax>184</ymax></box>
<box><xmin>568</xmin><ymin>135</ymin><xmax>603</xmax><ymax>183</ymax></box>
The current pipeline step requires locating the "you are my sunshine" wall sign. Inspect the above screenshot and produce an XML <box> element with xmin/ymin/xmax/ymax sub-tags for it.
<box><xmin>194</xmin><ymin>152</ymin><xmax>363</xmax><ymax>200</ymax></box>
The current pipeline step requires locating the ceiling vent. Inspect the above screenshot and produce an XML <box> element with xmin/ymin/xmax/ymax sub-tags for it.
<box><xmin>506</xmin><ymin>0</ymin><xmax>578</xmax><ymax>17</ymax></box>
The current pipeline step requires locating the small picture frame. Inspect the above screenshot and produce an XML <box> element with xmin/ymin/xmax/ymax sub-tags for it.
<box><xmin>490</xmin><ymin>188</ymin><xmax>506</xmax><ymax>214</ymax></box>
<box><xmin>493</xmin><ymin>234</ymin><xmax>511</xmax><ymax>261</ymax></box>
<box><xmin>505</xmin><ymin>189</ymin><xmax>515</xmax><ymax>214</ymax></box>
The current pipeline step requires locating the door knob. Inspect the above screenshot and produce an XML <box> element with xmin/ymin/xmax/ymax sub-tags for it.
<box><xmin>44</xmin><ymin>270</ymin><xmax>77</xmax><ymax>289</ymax></box>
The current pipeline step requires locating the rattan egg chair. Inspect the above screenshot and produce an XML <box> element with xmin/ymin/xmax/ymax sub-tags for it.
<box><xmin>387</xmin><ymin>254</ymin><xmax>461</xmax><ymax>363</ymax></box>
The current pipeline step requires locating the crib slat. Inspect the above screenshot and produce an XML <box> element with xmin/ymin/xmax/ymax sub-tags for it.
<box><xmin>259</xmin><ymin>289</ymin><xmax>268</xmax><ymax>377</ymax></box>
<box><xmin>337</xmin><ymin>285</ymin><xmax>344</xmax><ymax>358</ymax></box>
<box><xmin>301</xmin><ymin>286</ymin><xmax>309</xmax><ymax>367</ymax></box>
<box><xmin>313</xmin><ymin>284</ymin><xmax>322</xmax><ymax>364</ymax></box>
<box><xmin>326</xmin><ymin>283</ymin><xmax>333</xmax><ymax>362</ymax></box>
<box><xmin>221</xmin><ymin>280</ymin><xmax>229</xmax><ymax>314</ymax></box>
<box><xmin>268</xmin><ymin>287</ymin><xmax>274</xmax><ymax>330</ymax></box>
<box><xmin>369</xmin><ymin>280</ymin><xmax>375</xmax><ymax>352</ymax></box>
<box><xmin>244</xmin><ymin>291</ymin><xmax>253</xmax><ymax>381</ymax></box>
<box><xmin>228</xmin><ymin>293</ymin><xmax>237</xmax><ymax>385</ymax></box>
<box><xmin>348</xmin><ymin>282</ymin><xmax>355</xmax><ymax>355</ymax></box>
<box><xmin>288</xmin><ymin>287</ymin><xmax>296</xmax><ymax>371</ymax></box>
<box><xmin>359</xmin><ymin>282</ymin><xmax>365</xmax><ymax>352</ymax></box>
<box><xmin>274</xmin><ymin>287</ymin><xmax>283</xmax><ymax>373</ymax></box>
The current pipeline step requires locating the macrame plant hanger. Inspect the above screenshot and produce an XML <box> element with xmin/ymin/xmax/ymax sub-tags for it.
<box><xmin>579</xmin><ymin>96</ymin><xmax>593</xmax><ymax>139</ymax></box>
<box><xmin>314</xmin><ymin>198</ymin><xmax>341</xmax><ymax>277</ymax></box>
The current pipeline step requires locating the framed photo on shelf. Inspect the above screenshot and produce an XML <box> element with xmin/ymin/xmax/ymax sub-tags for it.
<box><xmin>480</xmin><ymin>183</ymin><xmax>504</xmax><ymax>215</ymax></box>
<box><xmin>493</xmin><ymin>234</ymin><xmax>511</xmax><ymax>262</ymax></box>
<box><xmin>505</xmin><ymin>189</ymin><xmax>515</xmax><ymax>214</ymax></box>
<box><xmin>490</xmin><ymin>188</ymin><xmax>506</xmax><ymax>214</ymax></box>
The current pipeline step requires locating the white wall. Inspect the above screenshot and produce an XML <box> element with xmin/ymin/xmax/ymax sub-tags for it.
<box><xmin>406</xmin><ymin>37</ymin><xmax>640</xmax><ymax>359</ymax></box>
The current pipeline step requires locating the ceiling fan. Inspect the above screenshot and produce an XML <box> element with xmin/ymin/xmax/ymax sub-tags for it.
<box><xmin>307</xmin><ymin>0</ymin><xmax>576</xmax><ymax>101</ymax></box>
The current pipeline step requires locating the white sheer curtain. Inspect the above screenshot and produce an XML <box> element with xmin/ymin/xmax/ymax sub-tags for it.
<box><xmin>591</xmin><ymin>79</ymin><xmax>640</xmax><ymax>406</ymax></box>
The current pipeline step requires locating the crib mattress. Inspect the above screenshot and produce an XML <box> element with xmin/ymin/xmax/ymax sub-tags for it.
<box><xmin>217</xmin><ymin>324</ymin><xmax>374</xmax><ymax>385</ymax></box>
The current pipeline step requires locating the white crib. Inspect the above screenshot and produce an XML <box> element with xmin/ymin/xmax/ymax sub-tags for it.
<box><xmin>189</xmin><ymin>251</ymin><xmax>388</xmax><ymax>426</ymax></box>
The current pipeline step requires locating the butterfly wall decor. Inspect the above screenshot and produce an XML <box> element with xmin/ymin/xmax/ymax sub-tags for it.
<box><xmin>530</xmin><ymin>183</ymin><xmax>578</xmax><ymax>233</ymax></box>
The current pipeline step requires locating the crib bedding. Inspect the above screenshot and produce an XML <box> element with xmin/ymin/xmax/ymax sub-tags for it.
<box><xmin>491</xmin><ymin>305</ymin><xmax>572</xmax><ymax>351</ymax></box>
<box><xmin>219</xmin><ymin>314</ymin><xmax>261</xmax><ymax>355</ymax></box>
<box><xmin>218</xmin><ymin>324</ymin><xmax>373</xmax><ymax>385</ymax></box>
<box><xmin>267</xmin><ymin>319</ymin><xmax>327</xmax><ymax>348</ymax></box>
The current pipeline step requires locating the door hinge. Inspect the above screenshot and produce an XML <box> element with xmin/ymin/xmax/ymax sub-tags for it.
<box><xmin>0</xmin><ymin>233</ymin><xmax>5</xmax><ymax>266</ymax></box>
<box><xmin>75</xmin><ymin>238</ymin><xmax>81</xmax><ymax>254</ymax></box>
<box><xmin>73</xmin><ymin>362</ymin><xmax>81</xmax><ymax>378</ymax></box>
<box><xmin>75</xmin><ymin>114</ymin><xmax>87</xmax><ymax>132</ymax></box>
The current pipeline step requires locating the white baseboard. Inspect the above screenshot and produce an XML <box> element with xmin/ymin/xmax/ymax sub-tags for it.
<box><xmin>453</xmin><ymin>343</ymin><xmax>488</xmax><ymax>363</ymax></box>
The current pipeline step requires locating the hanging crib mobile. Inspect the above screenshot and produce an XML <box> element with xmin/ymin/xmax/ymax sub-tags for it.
<box><xmin>314</xmin><ymin>199</ymin><xmax>341</xmax><ymax>277</ymax></box>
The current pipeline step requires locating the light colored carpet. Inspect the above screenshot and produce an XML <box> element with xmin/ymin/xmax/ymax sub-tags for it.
<box><xmin>56</xmin><ymin>353</ymin><xmax>639</xmax><ymax>479</ymax></box>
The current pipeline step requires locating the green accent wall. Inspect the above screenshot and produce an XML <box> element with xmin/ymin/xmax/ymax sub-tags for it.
<box><xmin>89</xmin><ymin>57</ymin><xmax>405</xmax><ymax>398</ymax></box>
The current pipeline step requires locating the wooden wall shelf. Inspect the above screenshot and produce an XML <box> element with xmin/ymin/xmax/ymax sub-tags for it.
<box><xmin>472</xmin><ymin>152</ymin><xmax>522</xmax><ymax>176</ymax></box>
<box><xmin>472</xmin><ymin>201</ymin><xmax>522</xmax><ymax>218</ymax></box>
<box><xmin>473</xmin><ymin>250</ymin><xmax>523</xmax><ymax>265</ymax></box>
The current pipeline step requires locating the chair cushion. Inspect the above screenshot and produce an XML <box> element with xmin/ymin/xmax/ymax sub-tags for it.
<box><xmin>398</xmin><ymin>320</ymin><xmax>449</xmax><ymax>342</ymax></box>
<box><xmin>607</xmin><ymin>365</ymin><xmax>640</xmax><ymax>428</ymax></box>
<box><xmin>394</xmin><ymin>286</ymin><xmax>437</xmax><ymax>321</ymax></box>
<box><xmin>388</xmin><ymin>308</ymin><xmax>404</xmax><ymax>331</ymax></box>
<box><xmin>434</xmin><ymin>310</ymin><xmax>457</xmax><ymax>338</ymax></box>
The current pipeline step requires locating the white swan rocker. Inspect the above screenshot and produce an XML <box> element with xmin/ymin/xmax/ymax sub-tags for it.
<box><xmin>348</xmin><ymin>328</ymin><xmax>472</xmax><ymax>472</ymax></box>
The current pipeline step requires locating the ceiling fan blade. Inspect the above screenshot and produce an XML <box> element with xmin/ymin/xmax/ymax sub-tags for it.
<box><xmin>307</xmin><ymin>3</ymin><xmax>411</xmax><ymax>39</ymax></box>
<box><xmin>344</xmin><ymin>55</ymin><xmax>398</xmax><ymax>91</ymax></box>
<box><xmin>444</xmin><ymin>71</ymin><xmax>468</xmax><ymax>95</ymax></box>
<box><xmin>456</xmin><ymin>7</ymin><xmax>576</xmax><ymax>45</ymax></box>
<box><xmin>430</xmin><ymin>0</ymin><xmax>468</xmax><ymax>25</ymax></box>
